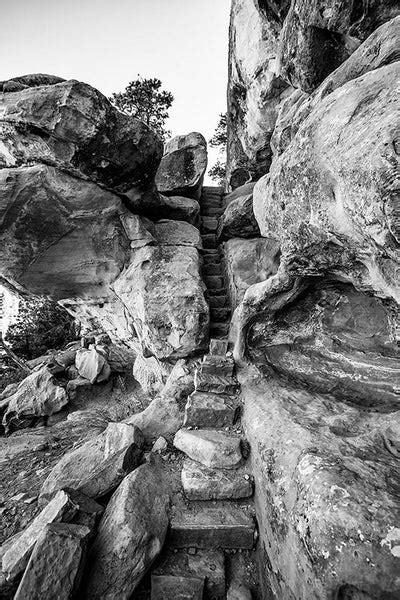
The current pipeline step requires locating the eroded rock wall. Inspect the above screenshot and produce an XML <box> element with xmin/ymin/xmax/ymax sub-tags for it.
<box><xmin>228</xmin><ymin>2</ymin><xmax>400</xmax><ymax>597</ymax></box>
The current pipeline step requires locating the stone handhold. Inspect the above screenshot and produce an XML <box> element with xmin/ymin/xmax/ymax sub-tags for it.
<box><xmin>218</xmin><ymin>192</ymin><xmax>260</xmax><ymax>240</ymax></box>
<box><xmin>154</xmin><ymin>219</ymin><xmax>203</xmax><ymax>249</ymax></box>
<box><xmin>181</xmin><ymin>458</ymin><xmax>253</xmax><ymax>501</ymax></box>
<box><xmin>2</xmin><ymin>367</ymin><xmax>68</xmax><ymax>434</ymax></box>
<box><xmin>0</xmin><ymin>78</ymin><xmax>162</xmax><ymax>191</ymax></box>
<box><xmin>224</xmin><ymin>238</ymin><xmax>280</xmax><ymax>308</ymax></box>
<box><xmin>2</xmin><ymin>489</ymin><xmax>83</xmax><ymax>580</ymax></box>
<box><xmin>75</xmin><ymin>348</ymin><xmax>111</xmax><ymax>384</ymax></box>
<box><xmin>156</xmin><ymin>132</ymin><xmax>207</xmax><ymax>200</ymax></box>
<box><xmin>194</xmin><ymin>371</ymin><xmax>240</xmax><ymax>395</ymax></box>
<box><xmin>153</xmin><ymin>549</ymin><xmax>225</xmax><ymax>600</ymax></box>
<box><xmin>227</xmin><ymin>583</ymin><xmax>253</xmax><ymax>600</ymax></box>
<box><xmin>151</xmin><ymin>575</ymin><xmax>204</xmax><ymax>600</ymax></box>
<box><xmin>183</xmin><ymin>392</ymin><xmax>239</xmax><ymax>429</ymax></box>
<box><xmin>104</xmin><ymin>422</ymin><xmax>144</xmax><ymax>458</ymax></box>
<box><xmin>84</xmin><ymin>462</ymin><xmax>169</xmax><ymax>599</ymax></box>
<box><xmin>173</xmin><ymin>429</ymin><xmax>243</xmax><ymax>469</ymax></box>
<box><xmin>152</xmin><ymin>436</ymin><xmax>168</xmax><ymax>453</ymax></box>
<box><xmin>169</xmin><ymin>507</ymin><xmax>255</xmax><ymax>550</ymax></box>
<box><xmin>13</xmin><ymin>523</ymin><xmax>90</xmax><ymax>600</ymax></box>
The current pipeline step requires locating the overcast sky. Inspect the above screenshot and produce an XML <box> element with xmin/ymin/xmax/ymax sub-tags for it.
<box><xmin>1</xmin><ymin>0</ymin><xmax>231</xmax><ymax>181</ymax></box>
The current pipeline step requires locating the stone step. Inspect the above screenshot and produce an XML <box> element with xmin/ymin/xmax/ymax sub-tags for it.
<box><xmin>203</xmin><ymin>263</ymin><xmax>222</xmax><ymax>276</ymax></box>
<box><xmin>152</xmin><ymin>548</ymin><xmax>225</xmax><ymax>600</ymax></box>
<box><xmin>174</xmin><ymin>429</ymin><xmax>244</xmax><ymax>469</ymax></box>
<box><xmin>201</xmin><ymin>234</ymin><xmax>217</xmax><ymax>249</ymax></box>
<box><xmin>210</xmin><ymin>322</ymin><xmax>230</xmax><ymax>337</ymax></box>
<box><xmin>151</xmin><ymin>575</ymin><xmax>204</xmax><ymax>600</ymax></box>
<box><xmin>181</xmin><ymin>459</ymin><xmax>253</xmax><ymax>501</ymax></box>
<box><xmin>208</xmin><ymin>287</ymin><xmax>228</xmax><ymax>296</ymax></box>
<box><xmin>183</xmin><ymin>391</ymin><xmax>239</xmax><ymax>428</ymax></box>
<box><xmin>200</xmin><ymin>355</ymin><xmax>235</xmax><ymax>378</ymax></box>
<box><xmin>202</xmin><ymin>186</ymin><xmax>224</xmax><ymax>193</ymax></box>
<box><xmin>169</xmin><ymin>507</ymin><xmax>255</xmax><ymax>550</ymax></box>
<box><xmin>201</xmin><ymin>217</ymin><xmax>219</xmax><ymax>233</ymax></box>
<box><xmin>195</xmin><ymin>371</ymin><xmax>240</xmax><ymax>395</ymax></box>
<box><xmin>210</xmin><ymin>307</ymin><xmax>231</xmax><ymax>322</ymax></box>
<box><xmin>209</xmin><ymin>296</ymin><xmax>228</xmax><ymax>309</ymax></box>
<box><xmin>205</xmin><ymin>275</ymin><xmax>225</xmax><ymax>288</ymax></box>
<box><xmin>209</xmin><ymin>339</ymin><xmax>229</xmax><ymax>356</ymax></box>
<box><xmin>201</xmin><ymin>208</ymin><xmax>224</xmax><ymax>216</ymax></box>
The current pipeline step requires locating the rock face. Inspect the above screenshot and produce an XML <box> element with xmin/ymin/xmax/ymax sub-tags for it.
<box><xmin>218</xmin><ymin>185</ymin><xmax>260</xmax><ymax>240</ymax></box>
<box><xmin>84</xmin><ymin>462</ymin><xmax>169</xmax><ymax>599</ymax></box>
<box><xmin>3</xmin><ymin>367</ymin><xmax>68</xmax><ymax>433</ymax></box>
<box><xmin>0</xmin><ymin>79</ymin><xmax>208</xmax><ymax>359</ymax></box>
<box><xmin>156</xmin><ymin>132</ymin><xmax>208</xmax><ymax>200</ymax></box>
<box><xmin>227</xmin><ymin>3</ymin><xmax>400</xmax><ymax>598</ymax></box>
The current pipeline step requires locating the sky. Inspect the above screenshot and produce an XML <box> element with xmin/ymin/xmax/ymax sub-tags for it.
<box><xmin>0</xmin><ymin>0</ymin><xmax>231</xmax><ymax>182</ymax></box>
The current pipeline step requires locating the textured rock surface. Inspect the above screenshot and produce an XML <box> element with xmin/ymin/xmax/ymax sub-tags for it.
<box><xmin>3</xmin><ymin>367</ymin><xmax>68</xmax><ymax>434</ymax></box>
<box><xmin>181</xmin><ymin>458</ymin><xmax>253</xmax><ymax>501</ymax></box>
<box><xmin>84</xmin><ymin>462</ymin><xmax>169</xmax><ymax>598</ymax></box>
<box><xmin>173</xmin><ymin>429</ymin><xmax>243</xmax><ymax>469</ymax></box>
<box><xmin>154</xmin><ymin>219</ymin><xmax>202</xmax><ymax>248</ymax></box>
<box><xmin>156</xmin><ymin>132</ymin><xmax>207</xmax><ymax>199</ymax></box>
<box><xmin>218</xmin><ymin>189</ymin><xmax>260</xmax><ymax>240</ymax></box>
<box><xmin>14</xmin><ymin>523</ymin><xmax>90</xmax><ymax>600</ymax></box>
<box><xmin>224</xmin><ymin>237</ymin><xmax>280</xmax><ymax>307</ymax></box>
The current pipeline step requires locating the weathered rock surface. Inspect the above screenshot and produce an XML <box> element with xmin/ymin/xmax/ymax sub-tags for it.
<box><xmin>151</xmin><ymin>575</ymin><xmax>204</xmax><ymax>600</ymax></box>
<box><xmin>183</xmin><ymin>391</ymin><xmax>239</xmax><ymax>429</ymax></box>
<box><xmin>0</xmin><ymin>78</ymin><xmax>162</xmax><ymax>192</ymax></box>
<box><xmin>39</xmin><ymin>423</ymin><xmax>143</xmax><ymax>503</ymax></box>
<box><xmin>154</xmin><ymin>219</ymin><xmax>202</xmax><ymax>248</ymax></box>
<box><xmin>2</xmin><ymin>367</ymin><xmax>68</xmax><ymax>434</ymax></box>
<box><xmin>2</xmin><ymin>489</ymin><xmax>83</xmax><ymax>580</ymax></box>
<box><xmin>224</xmin><ymin>237</ymin><xmax>280</xmax><ymax>308</ymax></box>
<box><xmin>173</xmin><ymin>429</ymin><xmax>243</xmax><ymax>469</ymax></box>
<box><xmin>0</xmin><ymin>73</ymin><xmax>65</xmax><ymax>92</ymax></box>
<box><xmin>156</xmin><ymin>195</ymin><xmax>201</xmax><ymax>225</ymax></box>
<box><xmin>156</xmin><ymin>132</ymin><xmax>207</xmax><ymax>200</ymax></box>
<box><xmin>114</xmin><ymin>245</ymin><xmax>209</xmax><ymax>359</ymax></box>
<box><xmin>84</xmin><ymin>462</ymin><xmax>169</xmax><ymax>599</ymax></box>
<box><xmin>218</xmin><ymin>190</ymin><xmax>260</xmax><ymax>240</ymax></box>
<box><xmin>14</xmin><ymin>523</ymin><xmax>90</xmax><ymax>600</ymax></box>
<box><xmin>181</xmin><ymin>458</ymin><xmax>253</xmax><ymax>501</ymax></box>
<box><xmin>132</xmin><ymin>354</ymin><xmax>172</xmax><ymax>397</ymax></box>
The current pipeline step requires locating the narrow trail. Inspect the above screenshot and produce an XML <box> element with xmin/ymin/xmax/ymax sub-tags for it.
<box><xmin>146</xmin><ymin>187</ymin><xmax>258</xmax><ymax>599</ymax></box>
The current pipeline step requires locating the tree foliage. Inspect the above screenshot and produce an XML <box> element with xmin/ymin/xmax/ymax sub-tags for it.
<box><xmin>209</xmin><ymin>112</ymin><xmax>227</xmax><ymax>185</ymax></box>
<box><xmin>109</xmin><ymin>76</ymin><xmax>174</xmax><ymax>141</ymax></box>
<box><xmin>5</xmin><ymin>297</ymin><xmax>79</xmax><ymax>360</ymax></box>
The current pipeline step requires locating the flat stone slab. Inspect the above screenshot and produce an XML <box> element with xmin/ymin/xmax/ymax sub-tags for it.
<box><xmin>209</xmin><ymin>339</ymin><xmax>229</xmax><ymax>356</ymax></box>
<box><xmin>169</xmin><ymin>508</ymin><xmax>255</xmax><ymax>550</ymax></box>
<box><xmin>181</xmin><ymin>458</ymin><xmax>253</xmax><ymax>501</ymax></box>
<box><xmin>14</xmin><ymin>523</ymin><xmax>90</xmax><ymax>600</ymax></box>
<box><xmin>200</xmin><ymin>355</ymin><xmax>235</xmax><ymax>378</ymax></box>
<box><xmin>195</xmin><ymin>371</ymin><xmax>240</xmax><ymax>395</ymax></box>
<box><xmin>173</xmin><ymin>429</ymin><xmax>243</xmax><ymax>469</ymax></box>
<box><xmin>151</xmin><ymin>575</ymin><xmax>204</xmax><ymax>600</ymax></box>
<box><xmin>153</xmin><ymin>549</ymin><xmax>225</xmax><ymax>599</ymax></box>
<box><xmin>183</xmin><ymin>392</ymin><xmax>239</xmax><ymax>428</ymax></box>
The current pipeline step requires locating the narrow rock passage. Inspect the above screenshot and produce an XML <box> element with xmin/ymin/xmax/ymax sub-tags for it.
<box><xmin>147</xmin><ymin>190</ymin><xmax>258</xmax><ymax>598</ymax></box>
<box><xmin>200</xmin><ymin>187</ymin><xmax>232</xmax><ymax>340</ymax></box>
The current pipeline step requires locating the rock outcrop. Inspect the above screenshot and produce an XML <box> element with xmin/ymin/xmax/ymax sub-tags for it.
<box><xmin>156</xmin><ymin>132</ymin><xmax>208</xmax><ymax>200</ymax></box>
<box><xmin>0</xmin><ymin>78</ymin><xmax>208</xmax><ymax>360</ymax></box>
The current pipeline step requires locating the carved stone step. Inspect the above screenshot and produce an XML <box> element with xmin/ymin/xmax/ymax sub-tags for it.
<box><xmin>210</xmin><ymin>307</ymin><xmax>231</xmax><ymax>322</ymax></box>
<box><xmin>208</xmin><ymin>287</ymin><xmax>228</xmax><ymax>296</ymax></box>
<box><xmin>209</xmin><ymin>339</ymin><xmax>229</xmax><ymax>356</ymax></box>
<box><xmin>169</xmin><ymin>507</ymin><xmax>255</xmax><ymax>550</ymax></box>
<box><xmin>181</xmin><ymin>459</ymin><xmax>253</xmax><ymax>501</ymax></box>
<box><xmin>195</xmin><ymin>371</ymin><xmax>239</xmax><ymax>395</ymax></box>
<box><xmin>209</xmin><ymin>296</ymin><xmax>228</xmax><ymax>309</ymax></box>
<box><xmin>201</xmin><ymin>207</ymin><xmax>224</xmax><ymax>216</ymax></box>
<box><xmin>174</xmin><ymin>429</ymin><xmax>243</xmax><ymax>469</ymax></box>
<box><xmin>152</xmin><ymin>549</ymin><xmax>225</xmax><ymax>600</ymax></box>
<box><xmin>183</xmin><ymin>391</ymin><xmax>239</xmax><ymax>428</ymax></box>
<box><xmin>210</xmin><ymin>322</ymin><xmax>230</xmax><ymax>337</ymax></box>
<box><xmin>151</xmin><ymin>575</ymin><xmax>204</xmax><ymax>600</ymax></box>
<box><xmin>205</xmin><ymin>275</ymin><xmax>225</xmax><ymax>288</ymax></box>
<box><xmin>200</xmin><ymin>355</ymin><xmax>235</xmax><ymax>377</ymax></box>
<box><xmin>201</xmin><ymin>218</ymin><xmax>219</xmax><ymax>232</ymax></box>
<box><xmin>203</xmin><ymin>263</ymin><xmax>222</xmax><ymax>276</ymax></box>
<box><xmin>201</xmin><ymin>234</ymin><xmax>217</xmax><ymax>248</ymax></box>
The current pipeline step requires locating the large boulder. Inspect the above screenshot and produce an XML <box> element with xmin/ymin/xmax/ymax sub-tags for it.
<box><xmin>2</xmin><ymin>367</ymin><xmax>68</xmax><ymax>434</ymax></box>
<box><xmin>114</xmin><ymin>245</ymin><xmax>209</xmax><ymax>359</ymax></box>
<box><xmin>218</xmin><ymin>185</ymin><xmax>260</xmax><ymax>240</ymax></box>
<box><xmin>84</xmin><ymin>462</ymin><xmax>170</xmax><ymax>598</ymax></box>
<box><xmin>224</xmin><ymin>237</ymin><xmax>280</xmax><ymax>307</ymax></box>
<box><xmin>155</xmin><ymin>133</ymin><xmax>207</xmax><ymax>200</ymax></box>
<box><xmin>0</xmin><ymin>78</ymin><xmax>163</xmax><ymax>193</ymax></box>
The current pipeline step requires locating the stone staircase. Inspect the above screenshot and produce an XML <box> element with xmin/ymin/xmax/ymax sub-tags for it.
<box><xmin>148</xmin><ymin>187</ymin><xmax>257</xmax><ymax>598</ymax></box>
<box><xmin>199</xmin><ymin>187</ymin><xmax>231</xmax><ymax>340</ymax></box>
